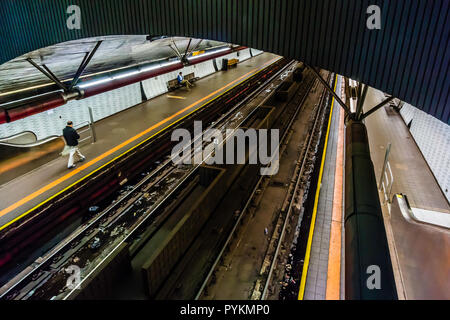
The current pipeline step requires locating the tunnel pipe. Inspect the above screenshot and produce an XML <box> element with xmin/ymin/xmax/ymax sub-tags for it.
<box><xmin>82</xmin><ymin>46</ymin><xmax>246</xmax><ymax>97</ymax></box>
<box><xmin>186</xmin><ymin>45</ymin><xmax>246</xmax><ymax>64</ymax></box>
<box><xmin>0</xmin><ymin>47</ymin><xmax>246</xmax><ymax>125</ymax></box>
<box><xmin>0</xmin><ymin>109</ymin><xmax>6</xmax><ymax>124</ymax></box>
<box><xmin>81</xmin><ymin>61</ymin><xmax>184</xmax><ymax>98</ymax></box>
<box><xmin>7</xmin><ymin>94</ymin><xmax>67</xmax><ymax>122</ymax></box>
<box><xmin>0</xmin><ymin>92</ymin><xmax>66</xmax><ymax>123</ymax></box>
<box><xmin>344</xmin><ymin>120</ymin><xmax>397</xmax><ymax>299</ymax></box>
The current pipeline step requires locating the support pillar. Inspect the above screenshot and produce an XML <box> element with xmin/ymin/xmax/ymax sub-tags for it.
<box><xmin>344</xmin><ymin>120</ymin><xmax>397</xmax><ymax>299</ymax></box>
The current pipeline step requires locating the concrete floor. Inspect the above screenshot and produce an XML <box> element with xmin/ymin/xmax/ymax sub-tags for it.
<box><xmin>204</xmin><ymin>74</ymin><xmax>324</xmax><ymax>300</ymax></box>
<box><xmin>0</xmin><ymin>52</ymin><xmax>280</xmax><ymax>228</ymax></box>
<box><xmin>363</xmin><ymin>87</ymin><xmax>450</xmax><ymax>299</ymax></box>
<box><xmin>304</xmin><ymin>76</ymin><xmax>343</xmax><ymax>300</ymax></box>
<box><xmin>363</xmin><ymin>88</ymin><xmax>450</xmax><ymax>213</ymax></box>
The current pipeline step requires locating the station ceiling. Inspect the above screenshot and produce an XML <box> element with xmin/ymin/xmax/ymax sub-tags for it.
<box><xmin>0</xmin><ymin>0</ymin><xmax>448</xmax><ymax>123</ymax></box>
<box><xmin>0</xmin><ymin>36</ymin><xmax>223</xmax><ymax>95</ymax></box>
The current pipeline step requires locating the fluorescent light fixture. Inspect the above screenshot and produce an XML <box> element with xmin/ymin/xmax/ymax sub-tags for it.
<box><xmin>78</xmin><ymin>77</ymin><xmax>111</xmax><ymax>89</ymax></box>
<box><xmin>140</xmin><ymin>65</ymin><xmax>160</xmax><ymax>73</ymax></box>
<box><xmin>140</xmin><ymin>60</ymin><xmax>180</xmax><ymax>73</ymax></box>
<box><xmin>349</xmin><ymin>97</ymin><xmax>355</xmax><ymax>113</ymax></box>
<box><xmin>163</xmin><ymin>60</ymin><xmax>182</xmax><ymax>66</ymax></box>
<box><xmin>77</xmin><ymin>60</ymin><xmax>181</xmax><ymax>89</ymax></box>
<box><xmin>112</xmin><ymin>70</ymin><xmax>140</xmax><ymax>80</ymax></box>
<box><xmin>188</xmin><ymin>47</ymin><xmax>230</xmax><ymax>60</ymax></box>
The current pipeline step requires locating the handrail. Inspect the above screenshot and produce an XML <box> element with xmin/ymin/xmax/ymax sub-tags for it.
<box><xmin>381</xmin><ymin>161</ymin><xmax>394</xmax><ymax>204</ymax></box>
<box><xmin>0</xmin><ymin>131</ymin><xmax>37</xmax><ymax>144</ymax></box>
<box><xmin>74</xmin><ymin>118</ymin><xmax>95</xmax><ymax>144</ymax></box>
<box><xmin>0</xmin><ymin>135</ymin><xmax>61</xmax><ymax>148</ymax></box>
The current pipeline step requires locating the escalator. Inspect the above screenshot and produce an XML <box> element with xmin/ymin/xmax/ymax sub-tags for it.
<box><xmin>0</xmin><ymin>131</ymin><xmax>64</xmax><ymax>185</ymax></box>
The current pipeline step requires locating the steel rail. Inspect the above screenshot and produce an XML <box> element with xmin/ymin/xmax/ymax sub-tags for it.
<box><xmin>62</xmin><ymin>59</ymin><xmax>296</xmax><ymax>300</ymax></box>
<box><xmin>195</xmin><ymin>69</ymin><xmax>318</xmax><ymax>300</ymax></box>
<box><xmin>261</xmin><ymin>73</ymin><xmax>333</xmax><ymax>299</ymax></box>
<box><xmin>0</xmin><ymin>58</ymin><xmax>289</xmax><ymax>299</ymax></box>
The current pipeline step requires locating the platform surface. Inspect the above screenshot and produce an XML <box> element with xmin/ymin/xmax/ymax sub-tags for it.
<box><xmin>304</xmin><ymin>83</ymin><xmax>450</xmax><ymax>300</ymax></box>
<box><xmin>303</xmin><ymin>76</ymin><xmax>343</xmax><ymax>300</ymax></box>
<box><xmin>0</xmin><ymin>52</ymin><xmax>279</xmax><ymax>229</ymax></box>
<box><xmin>363</xmin><ymin>88</ymin><xmax>450</xmax><ymax>214</ymax></box>
<box><xmin>363</xmin><ymin>87</ymin><xmax>450</xmax><ymax>299</ymax></box>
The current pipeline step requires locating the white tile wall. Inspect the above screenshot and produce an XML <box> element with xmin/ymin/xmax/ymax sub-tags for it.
<box><xmin>0</xmin><ymin>49</ymin><xmax>264</xmax><ymax>141</ymax></box>
<box><xmin>237</xmin><ymin>48</ymin><xmax>252</xmax><ymax>62</ymax></box>
<box><xmin>399</xmin><ymin>103</ymin><xmax>415</xmax><ymax>125</ymax></box>
<box><xmin>192</xmin><ymin>60</ymin><xmax>216</xmax><ymax>78</ymax></box>
<box><xmin>251</xmin><ymin>48</ymin><xmax>264</xmax><ymax>56</ymax></box>
<box><xmin>214</xmin><ymin>48</ymin><xmax>253</xmax><ymax>70</ymax></box>
<box><xmin>141</xmin><ymin>60</ymin><xmax>215</xmax><ymax>99</ymax></box>
<box><xmin>400</xmin><ymin>104</ymin><xmax>450</xmax><ymax>202</ymax></box>
<box><xmin>0</xmin><ymin>82</ymin><xmax>141</xmax><ymax>139</ymax></box>
<box><xmin>215</xmin><ymin>52</ymin><xmax>239</xmax><ymax>70</ymax></box>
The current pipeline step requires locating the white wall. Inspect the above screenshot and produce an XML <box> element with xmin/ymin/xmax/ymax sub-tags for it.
<box><xmin>251</xmin><ymin>48</ymin><xmax>264</xmax><ymax>56</ymax></box>
<box><xmin>141</xmin><ymin>59</ymin><xmax>216</xmax><ymax>100</ymax></box>
<box><xmin>400</xmin><ymin>104</ymin><xmax>450</xmax><ymax>202</ymax></box>
<box><xmin>0</xmin><ymin>49</ymin><xmax>263</xmax><ymax>140</ymax></box>
<box><xmin>0</xmin><ymin>83</ymin><xmax>142</xmax><ymax>139</ymax></box>
<box><xmin>237</xmin><ymin>48</ymin><xmax>252</xmax><ymax>62</ymax></box>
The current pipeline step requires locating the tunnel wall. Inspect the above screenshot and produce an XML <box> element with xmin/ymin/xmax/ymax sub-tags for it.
<box><xmin>0</xmin><ymin>0</ymin><xmax>448</xmax><ymax>123</ymax></box>
<box><xmin>400</xmin><ymin>103</ymin><xmax>450</xmax><ymax>202</ymax></box>
<box><xmin>0</xmin><ymin>48</ymin><xmax>257</xmax><ymax>139</ymax></box>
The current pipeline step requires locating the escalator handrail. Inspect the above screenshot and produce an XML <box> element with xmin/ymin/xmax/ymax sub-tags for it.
<box><xmin>0</xmin><ymin>135</ymin><xmax>62</xmax><ymax>148</ymax></box>
<box><xmin>0</xmin><ymin>130</ymin><xmax>38</xmax><ymax>144</ymax></box>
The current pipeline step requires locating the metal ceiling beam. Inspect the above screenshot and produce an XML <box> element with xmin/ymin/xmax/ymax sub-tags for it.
<box><xmin>69</xmin><ymin>40</ymin><xmax>102</xmax><ymax>90</ymax></box>
<box><xmin>306</xmin><ymin>64</ymin><xmax>352</xmax><ymax>116</ymax></box>
<box><xmin>182</xmin><ymin>38</ymin><xmax>192</xmax><ymax>63</ymax></box>
<box><xmin>41</xmin><ymin>65</ymin><xmax>67</xmax><ymax>90</ymax></box>
<box><xmin>356</xmin><ymin>82</ymin><xmax>362</xmax><ymax>102</ymax></box>
<box><xmin>169</xmin><ymin>38</ymin><xmax>183</xmax><ymax>59</ymax></box>
<box><xmin>26</xmin><ymin>58</ymin><xmax>67</xmax><ymax>91</ymax></box>
<box><xmin>355</xmin><ymin>84</ymin><xmax>368</xmax><ymax>120</ymax></box>
<box><xmin>190</xmin><ymin>39</ymin><xmax>203</xmax><ymax>54</ymax></box>
<box><xmin>361</xmin><ymin>96</ymin><xmax>395</xmax><ymax>120</ymax></box>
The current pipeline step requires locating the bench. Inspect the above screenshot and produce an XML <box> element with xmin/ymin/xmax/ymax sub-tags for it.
<box><xmin>167</xmin><ymin>72</ymin><xmax>199</xmax><ymax>91</ymax></box>
<box><xmin>221</xmin><ymin>58</ymin><xmax>239</xmax><ymax>71</ymax></box>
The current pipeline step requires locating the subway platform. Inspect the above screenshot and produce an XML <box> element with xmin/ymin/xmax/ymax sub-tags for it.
<box><xmin>302</xmin><ymin>81</ymin><xmax>450</xmax><ymax>300</ymax></box>
<box><xmin>363</xmin><ymin>87</ymin><xmax>450</xmax><ymax>300</ymax></box>
<box><xmin>302</xmin><ymin>75</ymin><xmax>345</xmax><ymax>300</ymax></box>
<box><xmin>0</xmin><ymin>52</ymin><xmax>280</xmax><ymax>231</ymax></box>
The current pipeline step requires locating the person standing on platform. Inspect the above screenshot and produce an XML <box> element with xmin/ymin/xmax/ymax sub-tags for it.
<box><xmin>63</xmin><ymin>120</ymin><xmax>86</xmax><ymax>169</ymax></box>
<box><xmin>177</xmin><ymin>72</ymin><xmax>192</xmax><ymax>89</ymax></box>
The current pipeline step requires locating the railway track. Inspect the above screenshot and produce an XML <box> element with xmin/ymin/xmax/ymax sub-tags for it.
<box><xmin>194</xmin><ymin>69</ymin><xmax>323</xmax><ymax>300</ymax></box>
<box><xmin>0</xmin><ymin>58</ymin><xmax>296</xmax><ymax>300</ymax></box>
<box><xmin>192</xmin><ymin>71</ymin><xmax>334</xmax><ymax>300</ymax></box>
<box><xmin>260</xmin><ymin>73</ymin><xmax>334</xmax><ymax>300</ymax></box>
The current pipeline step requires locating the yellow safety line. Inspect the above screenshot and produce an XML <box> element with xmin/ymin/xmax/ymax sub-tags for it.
<box><xmin>0</xmin><ymin>56</ymin><xmax>281</xmax><ymax>231</ymax></box>
<box><xmin>167</xmin><ymin>95</ymin><xmax>187</xmax><ymax>99</ymax></box>
<box><xmin>298</xmin><ymin>74</ymin><xmax>338</xmax><ymax>300</ymax></box>
<box><xmin>326</xmin><ymin>101</ymin><xmax>344</xmax><ymax>300</ymax></box>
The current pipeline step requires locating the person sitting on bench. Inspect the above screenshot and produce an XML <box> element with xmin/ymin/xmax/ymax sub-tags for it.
<box><xmin>177</xmin><ymin>72</ymin><xmax>192</xmax><ymax>89</ymax></box>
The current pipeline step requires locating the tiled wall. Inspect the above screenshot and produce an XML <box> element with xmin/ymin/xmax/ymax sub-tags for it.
<box><xmin>400</xmin><ymin>104</ymin><xmax>450</xmax><ymax>202</ymax></box>
<box><xmin>251</xmin><ymin>48</ymin><xmax>264</xmax><ymax>56</ymax></box>
<box><xmin>0</xmin><ymin>83</ymin><xmax>142</xmax><ymax>139</ymax></box>
<box><xmin>0</xmin><ymin>49</ymin><xmax>260</xmax><ymax>140</ymax></box>
<box><xmin>215</xmin><ymin>48</ymin><xmax>253</xmax><ymax>70</ymax></box>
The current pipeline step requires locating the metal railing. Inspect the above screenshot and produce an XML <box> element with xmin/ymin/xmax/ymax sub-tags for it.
<box><xmin>381</xmin><ymin>161</ymin><xmax>394</xmax><ymax>203</ymax></box>
<box><xmin>74</xmin><ymin>121</ymin><xmax>94</xmax><ymax>144</ymax></box>
<box><xmin>74</xmin><ymin>107</ymin><xmax>97</xmax><ymax>144</ymax></box>
<box><xmin>379</xmin><ymin>143</ymin><xmax>394</xmax><ymax>203</ymax></box>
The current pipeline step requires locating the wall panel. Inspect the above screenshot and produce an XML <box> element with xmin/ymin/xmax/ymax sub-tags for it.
<box><xmin>400</xmin><ymin>104</ymin><xmax>450</xmax><ymax>202</ymax></box>
<box><xmin>1</xmin><ymin>0</ymin><xmax>447</xmax><ymax>123</ymax></box>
